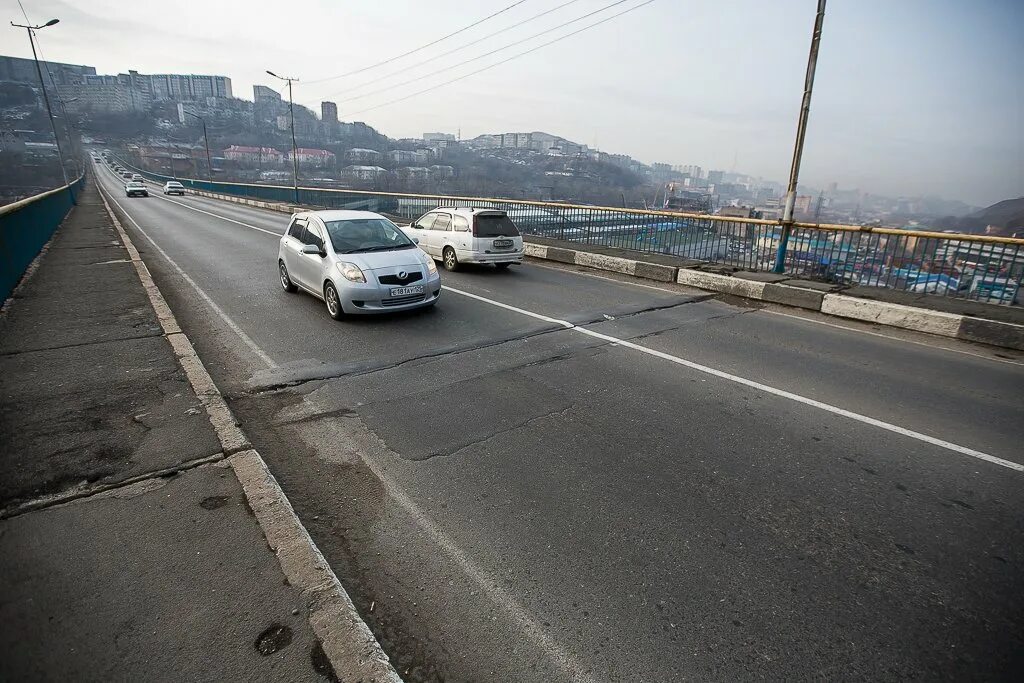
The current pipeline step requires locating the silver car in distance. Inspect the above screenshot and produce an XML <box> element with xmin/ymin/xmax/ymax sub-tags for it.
<box><xmin>278</xmin><ymin>210</ymin><xmax>441</xmax><ymax>319</ymax></box>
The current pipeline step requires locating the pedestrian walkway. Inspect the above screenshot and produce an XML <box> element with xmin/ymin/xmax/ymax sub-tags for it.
<box><xmin>0</xmin><ymin>179</ymin><xmax>328</xmax><ymax>681</ymax></box>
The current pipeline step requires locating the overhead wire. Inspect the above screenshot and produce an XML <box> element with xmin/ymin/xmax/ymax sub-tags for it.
<box><xmin>319</xmin><ymin>0</ymin><xmax>633</xmax><ymax>105</ymax></box>
<box><xmin>341</xmin><ymin>0</ymin><xmax>657</xmax><ymax>117</ymax></box>
<box><xmin>304</xmin><ymin>0</ymin><xmax>529</xmax><ymax>84</ymax></box>
<box><xmin>323</xmin><ymin>0</ymin><xmax>584</xmax><ymax>99</ymax></box>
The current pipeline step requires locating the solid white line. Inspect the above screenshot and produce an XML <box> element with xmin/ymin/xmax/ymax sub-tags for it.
<box><xmin>441</xmin><ymin>285</ymin><xmax>1023</xmax><ymax>473</ymax></box>
<box><xmin>762</xmin><ymin>308</ymin><xmax>1024</xmax><ymax>367</ymax></box>
<box><xmin>97</xmin><ymin>171</ymin><xmax>588</xmax><ymax>679</ymax></box>
<box><xmin>99</xmin><ymin>184</ymin><xmax>276</xmax><ymax>367</ymax></box>
<box><xmin>152</xmin><ymin>194</ymin><xmax>284</xmax><ymax>236</ymax></box>
<box><xmin>531</xmin><ymin>260</ymin><xmax>1024</xmax><ymax>368</ymax></box>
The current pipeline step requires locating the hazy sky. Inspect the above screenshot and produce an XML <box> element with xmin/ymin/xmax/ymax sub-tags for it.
<box><xmin>3</xmin><ymin>0</ymin><xmax>1021</xmax><ymax>206</ymax></box>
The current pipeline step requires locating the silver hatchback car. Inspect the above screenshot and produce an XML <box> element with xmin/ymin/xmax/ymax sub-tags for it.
<box><xmin>278</xmin><ymin>210</ymin><xmax>441</xmax><ymax>319</ymax></box>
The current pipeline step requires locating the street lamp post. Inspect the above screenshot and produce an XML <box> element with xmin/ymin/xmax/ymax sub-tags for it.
<box><xmin>266</xmin><ymin>70</ymin><xmax>300</xmax><ymax>203</ymax></box>
<box><xmin>773</xmin><ymin>0</ymin><xmax>827</xmax><ymax>273</ymax></box>
<box><xmin>55</xmin><ymin>96</ymin><xmax>81</xmax><ymax>176</ymax></box>
<box><xmin>184</xmin><ymin>110</ymin><xmax>213</xmax><ymax>182</ymax></box>
<box><xmin>11</xmin><ymin>18</ymin><xmax>68</xmax><ymax>187</ymax></box>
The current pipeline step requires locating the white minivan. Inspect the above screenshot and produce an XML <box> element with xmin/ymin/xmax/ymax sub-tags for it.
<box><xmin>403</xmin><ymin>207</ymin><xmax>524</xmax><ymax>271</ymax></box>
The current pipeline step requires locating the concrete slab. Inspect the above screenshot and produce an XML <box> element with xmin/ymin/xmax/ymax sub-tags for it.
<box><xmin>820</xmin><ymin>294</ymin><xmax>963</xmax><ymax>338</ymax></box>
<box><xmin>676</xmin><ymin>269</ymin><xmax>767</xmax><ymax>299</ymax></box>
<box><xmin>0</xmin><ymin>464</ymin><xmax>322</xmax><ymax>682</ymax></box>
<box><xmin>734</xmin><ymin>271</ymin><xmax>789</xmax><ymax>283</ymax></box>
<box><xmin>780</xmin><ymin>278</ymin><xmax>846</xmax><ymax>292</ymax></box>
<box><xmin>762</xmin><ymin>283</ymin><xmax>825</xmax><ymax>310</ymax></box>
<box><xmin>956</xmin><ymin>317</ymin><xmax>1024</xmax><ymax>351</ymax></box>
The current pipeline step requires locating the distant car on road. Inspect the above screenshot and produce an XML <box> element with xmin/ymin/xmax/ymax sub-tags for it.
<box><xmin>163</xmin><ymin>181</ymin><xmax>186</xmax><ymax>196</ymax></box>
<box><xmin>125</xmin><ymin>181</ymin><xmax>148</xmax><ymax>197</ymax></box>
<box><xmin>278</xmin><ymin>210</ymin><xmax>440</xmax><ymax>319</ymax></box>
<box><xmin>131</xmin><ymin>174</ymin><xmax>144</xmax><ymax>182</ymax></box>
<box><xmin>121</xmin><ymin>171</ymin><xmax>132</xmax><ymax>179</ymax></box>
<box><xmin>403</xmin><ymin>207</ymin><xmax>523</xmax><ymax>271</ymax></box>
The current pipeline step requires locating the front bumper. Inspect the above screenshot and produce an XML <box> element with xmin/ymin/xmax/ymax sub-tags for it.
<box><xmin>336</xmin><ymin>273</ymin><xmax>442</xmax><ymax>314</ymax></box>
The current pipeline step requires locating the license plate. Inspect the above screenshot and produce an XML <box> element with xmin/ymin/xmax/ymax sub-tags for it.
<box><xmin>390</xmin><ymin>285</ymin><xmax>424</xmax><ymax>297</ymax></box>
<box><xmin>493</xmin><ymin>239</ymin><xmax>514</xmax><ymax>248</ymax></box>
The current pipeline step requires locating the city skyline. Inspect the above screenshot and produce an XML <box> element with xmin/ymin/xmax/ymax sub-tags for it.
<box><xmin>2</xmin><ymin>0</ymin><xmax>1021</xmax><ymax>206</ymax></box>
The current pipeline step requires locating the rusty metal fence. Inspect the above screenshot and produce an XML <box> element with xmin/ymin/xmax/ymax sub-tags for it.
<box><xmin>113</xmin><ymin>157</ymin><xmax>1024</xmax><ymax>305</ymax></box>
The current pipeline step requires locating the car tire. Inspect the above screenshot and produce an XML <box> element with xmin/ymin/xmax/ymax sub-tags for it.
<box><xmin>279</xmin><ymin>261</ymin><xmax>297</xmax><ymax>293</ymax></box>
<box><xmin>324</xmin><ymin>281</ymin><xmax>344</xmax><ymax>320</ymax></box>
<box><xmin>495</xmin><ymin>263</ymin><xmax>511</xmax><ymax>270</ymax></box>
<box><xmin>442</xmin><ymin>247</ymin><xmax>460</xmax><ymax>272</ymax></box>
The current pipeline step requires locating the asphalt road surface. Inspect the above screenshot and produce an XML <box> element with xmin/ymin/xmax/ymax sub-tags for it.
<box><xmin>96</xmin><ymin>165</ymin><xmax>1024</xmax><ymax>682</ymax></box>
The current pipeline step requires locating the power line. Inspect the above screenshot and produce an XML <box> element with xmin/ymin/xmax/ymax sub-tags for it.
<box><xmin>343</xmin><ymin>0</ymin><xmax>656</xmax><ymax>118</ymax></box>
<box><xmin>304</xmin><ymin>0</ymin><xmax>529</xmax><ymax>85</ymax></box>
<box><xmin>324</xmin><ymin>0</ymin><xmax>584</xmax><ymax>100</ymax></box>
<box><xmin>320</xmin><ymin>0</ymin><xmax>632</xmax><ymax>106</ymax></box>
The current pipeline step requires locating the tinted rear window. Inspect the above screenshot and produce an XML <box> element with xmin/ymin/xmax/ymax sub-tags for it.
<box><xmin>474</xmin><ymin>214</ymin><xmax>519</xmax><ymax>237</ymax></box>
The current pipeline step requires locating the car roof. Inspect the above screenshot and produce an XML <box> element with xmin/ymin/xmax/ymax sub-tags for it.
<box><xmin>296</xmin><ymin>209</ymin><xmax>387</xmax><ymax>222</ymax></box>
<box><xmin>430</xmin><ymin>207</ymin><xmax>506</xmax><ymax>217</ymax></box>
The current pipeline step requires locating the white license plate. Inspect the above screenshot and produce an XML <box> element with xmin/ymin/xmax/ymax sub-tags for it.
<box><xmin>390</xmin><ymin>285</ymin><xmax>424</xmax><ymax>297</ymax></box>
<box><xmin>493</xmin><ymin>239</ymin><xmax>514</xmax><ymax>248</ymax></box>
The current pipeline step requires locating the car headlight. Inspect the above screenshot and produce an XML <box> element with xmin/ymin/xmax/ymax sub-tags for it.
<box><xmin>336</xmin><ymin>261</ymin><xmax>365</xmax><ymax>283</ymax></box>
<box><xmin>424</xmin><ymin>258</ymin><xmax>437</xmax><ymax>275</ymax></box>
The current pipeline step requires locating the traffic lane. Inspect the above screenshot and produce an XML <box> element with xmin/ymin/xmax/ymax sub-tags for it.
<box><xmin>586</xmin><ymin>302</ymin><xmax>1024</xmax><ymax>463</ymax></box>
<box><xmin>150</xmin><ymin>192</ymin><xmax>710</xmax><ymax>323</ymax></box>
<box><xmin>97</xmin><ymin>173</ymin><xmax>567</xmax><ymax>390</ymax></box>
<box><xmin>262</xmin><ymin>314</ymin><xmax>1024</xmax><ymax>680</ymax></box>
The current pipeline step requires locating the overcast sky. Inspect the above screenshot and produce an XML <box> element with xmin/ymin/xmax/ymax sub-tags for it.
<box><xmin>3</xmin><ymin>0</ymin><xmax>1021</xmax><ymax>206</ymax></box>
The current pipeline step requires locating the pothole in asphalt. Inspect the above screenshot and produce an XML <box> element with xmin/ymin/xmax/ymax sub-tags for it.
<box><xmin>254</xmin><ymin>623</ymin><xmax>293</xmax><ymax>656</ymax></box>
<box><xmin>199</xmin><ymin>495</ymin><xmax>229</xmax><ymax>510</ymax></box>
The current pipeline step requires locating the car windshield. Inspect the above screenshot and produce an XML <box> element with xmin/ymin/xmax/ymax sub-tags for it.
<box><xmin>324</xmin><ymin>218</ymin><xmax>416</xmax><ymax>254</ymax></box>
<box><xmin>167</xmin><ymin>182</ymin><xmax>182</xmax><ymax>187</ymax></box>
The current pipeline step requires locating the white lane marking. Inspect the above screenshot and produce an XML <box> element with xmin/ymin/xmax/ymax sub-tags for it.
<box><xmin>763</xmin><ymin>308</ymin><xmax>1024</xmax><ymax>368</ymax></box>
<box><xmin>98</xmin><ymin>173</ymin><xmax>589</xmax><ymax>679</ymax></box>
<box><xmin>441</xmin><ymin>285</ymin><xmax>1023</xmax><ymax>473</ymax></box>
<box><xmin>152</xmin><ymin>194</ymin><xmax>284</xmax><ymax>236</ymax></box>
<box><xmin>99</xmin><ymin>185</ymin><xmax>277</xmax><ymax>367</ymax></box>
<box><xmin>531</xmin><ymin>260</ymin><xmax>1024</xmax><ymax>368</ymax></box>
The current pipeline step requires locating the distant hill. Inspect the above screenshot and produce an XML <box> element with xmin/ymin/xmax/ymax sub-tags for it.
<box><xmin>934</xmin><ymin>197</ymin><xmax>1024</xmax><ymax>235</ymax></box>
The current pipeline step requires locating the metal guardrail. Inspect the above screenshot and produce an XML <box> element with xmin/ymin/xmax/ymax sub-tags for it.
<box><xmin>1</xmin><ymin>172</ymin><xmax>86</xmax><ymax>302</ymax></box>
<box><xmin>114</xmin><ymin>156</ymin><xmax>1024</xmax><ymax>305</ymax></box>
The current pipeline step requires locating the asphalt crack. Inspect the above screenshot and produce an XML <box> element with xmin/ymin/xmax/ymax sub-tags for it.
<box><xmin>420</xmin><ymin>405</ymin><xmax>576</xmax><ymax>461</ymax></box>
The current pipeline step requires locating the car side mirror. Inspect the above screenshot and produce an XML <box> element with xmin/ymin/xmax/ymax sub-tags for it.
<box><xmin>412</xmin><ymin>237</ymin><xmax>419</xmax><ymax>244</ymax></box>
<box><xmin>300</xmin><ymin>244</ymin><xmax>323</xmax><ymax>256</ymax></box>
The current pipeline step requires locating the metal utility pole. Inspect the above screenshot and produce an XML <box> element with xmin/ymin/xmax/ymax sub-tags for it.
<box><xmin>184</xmin><ymin>111</ymin><xmax>213</xmax><ymax>182</ymax></box>
<box><xmin>266</xmin><ymin>71</ymin><xmax>300</xmax><ymax>203</ymax></box>
<box><xmin>773</xmin><ymin>0</ymin><xmax>826</xmax><ymax>273</ymax></box>
<box><xmin>11</xmin><ymin>19</ymin><xmax>68</xmax><ymax>187</ymax></box>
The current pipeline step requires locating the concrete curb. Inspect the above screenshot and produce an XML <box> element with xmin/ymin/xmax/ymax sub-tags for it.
<box><xmin>183</xmin><ymin>187</ymin><xmax>1024</xmax><ymax>352</ymax></box>
<box><xmin>97</xmin><ymin>182</ymin><xmax>403</xmax><ymax>683</ymax></box>
<box><xmin>525</xmin><ymin>240</ymin><xmax>1024</xmax><ymax>351</ymax></box>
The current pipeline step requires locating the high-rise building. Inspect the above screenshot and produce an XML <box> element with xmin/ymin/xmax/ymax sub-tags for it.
<box><xmin>707</xmin><ymin>170</ymin><xmax>724</xmax><ymax>185</ymax></box>
<box><xmin>0</xmin><ymin>55</ymin><xmax>95</xmax><ymax>85</ymax></box>
<box><xmin>148</xmin><ymin>73</ymin><xmax>231</xmax><ymax>100</ymax></box>
<box><xmin>423</xmin><ymin>132</ymin><xmax>456</xmax><ymax>142</ymax></box>
<box><xmin>321</xmin><ymin>101</ymin><xmax>338</xmax><ymax>123</ymax></box>
<box><xmin>253</xmin><ymin>85</ymin><xmax>281</xmax><ymax>102</ymax></box>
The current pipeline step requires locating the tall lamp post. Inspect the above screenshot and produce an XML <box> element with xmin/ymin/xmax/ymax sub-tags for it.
<box><xmin>55</xmin><ymin>96</ymin><xmax>81</xmax><ymax>176</ymax></box>
<box><xmin>266</xmin><ymin>70</ymin><xmax>300</xmax><ymax>203</ymax></box>
<box><xmin>184</xmin><ymin>110</ymin><xmax>213</xmax><ymax>182</ymax></box>
<box><xmin>11</xmin><ymin>18</ymin><xmax>68</xmax><ymax>187</ymax></box>
<box><xmin>773</xmin><ymin>0</ymin><xmax>827</xmax><ymax>273</ymax></box>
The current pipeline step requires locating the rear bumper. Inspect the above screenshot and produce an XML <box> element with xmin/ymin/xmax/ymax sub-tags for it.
<box><xmin>456</xmin><ymin>250</ymin><xmax>524</xmax><ymax>264</ymax></box>
<box><xmin>126</xmin><ymin>191</ymin><xmax>148</xmax><ymax>197</ymax></box>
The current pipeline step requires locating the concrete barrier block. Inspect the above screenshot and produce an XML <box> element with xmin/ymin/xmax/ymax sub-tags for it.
<box><xmin>676</xmin><ymin>269</ymin><xmax>766</xmax><ymax>299</ymax></box>
<box><xmin>820</xmin><ymin>294</ymin><xmax>962</xmax><ymax>337</ymax></box>
<box><xmin>523</xmin><ymin>243</ymin><xmax>549</xmax><ymax>259</ymax></box>
<box><xmin>632</xmin><ymin>261</ymin><xmax>678</xmax><ymax>282</ymax></box>
<box><xmin>956</xmin><ymin>317</ymin><xmax>1024</xmax><ymax>351</ymax></box>
<box><xmin>574</xmin><ymin>251</ymin><xmax>635</xmax><ymax>275</ymax></box>
<box><xmin>546</xmin><ymin>247</ymin><xmax>577</xmax><ymax>264</ymax></box>
<box><xmin>762</xmin><ymin>283</ymin><xmax>824</xmax><ymax>310</ymax></box>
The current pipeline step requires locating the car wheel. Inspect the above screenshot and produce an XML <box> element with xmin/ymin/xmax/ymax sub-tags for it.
<box><xmin>324</xmin><ymin>281</ymin><xmax>344</xmax><ymax>320</ymax></box>
<box><xmin>279</xmin><ymin>260</ymin><xmax>297</xmax><ymax>293</ymax></box>
<box><xmin>443</xmin><ymin>247</ymin><xmax>460</xmax><ymax>272</ymax></box>
<box><xmin>495</xmin><ymin>262</ymin><xmax>511</xmax><ymax>270</ymax></box>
